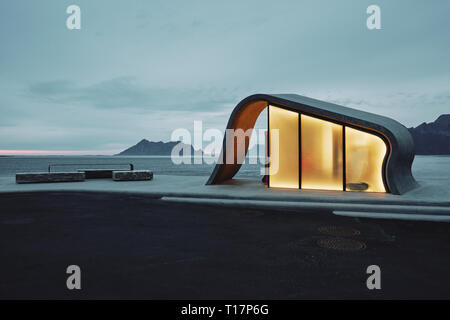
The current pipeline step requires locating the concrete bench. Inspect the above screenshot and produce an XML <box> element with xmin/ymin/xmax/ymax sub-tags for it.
<box><xmin>77</xmin><ymin>169</ymin><xmax>128</xmax><ymax>179</ymax></box>
<box><xmin>113</xmin><ymin>170</ymin><xmax>153</xmax><ymax>181</ymax></box>
<box><xmin>16</xmin><ymin>172</ymin><xmax>85</xmax><ymax>184</ymax></box>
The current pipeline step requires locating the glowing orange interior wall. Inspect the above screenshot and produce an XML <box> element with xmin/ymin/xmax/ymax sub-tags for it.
<box><xmin>268</xmin><ymin>106</ymin><xmax>299</xmax><ymax>189</ymax></box>
<box><xmin>345</xmin><ymin>127</ymin><xmax>387</xmax><ymax>192</ymax></box>
<box><xmin>301</xmin><ymin>115</ymin><xmax>343</xmax><ymax>191</ymax></box>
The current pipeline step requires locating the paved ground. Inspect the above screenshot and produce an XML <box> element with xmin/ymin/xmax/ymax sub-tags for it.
<box><xmin>2</xmin><ymin>174</ymin><xmax>450</xmax><ymax>222</ymax></box>
<box><xmin>2</xmin><ymin>174</ymin><xmax>450</xmax><ymax>205</ymax></box>
<box><xmin>0</xmin><ymin>191</ymin><xmax>449</xmax><ymax>299</ymax></box>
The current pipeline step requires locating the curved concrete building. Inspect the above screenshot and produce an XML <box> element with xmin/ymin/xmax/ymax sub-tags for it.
<box><xmin>206</xmin><ymin>94</ymin><xmax>417</xmax><ymax>195</ymax></box>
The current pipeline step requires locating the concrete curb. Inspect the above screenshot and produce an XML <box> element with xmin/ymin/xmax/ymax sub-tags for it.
<box><xmin>334</xmin><ymin>211</ymin><xmax>450</xmax><ymax>222</ymax></box>
<box><xmin>160</xmin><ymin>196</ymin><xmax>450</xmax><ymax>220</ymax></box>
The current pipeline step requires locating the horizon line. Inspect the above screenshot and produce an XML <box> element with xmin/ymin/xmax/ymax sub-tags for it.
<box><xmin>0</xmin><ymin>149</ymin><xmax>122</xmax><ymax>156</ymax></box>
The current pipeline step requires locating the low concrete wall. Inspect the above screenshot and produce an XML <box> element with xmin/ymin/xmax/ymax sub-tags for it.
<box><xmin>113</xmin><ymin>170</ymin><xmax>153</xmax><ymax>181</ymax></box>
<box><xmin>16</xmin><ymin>172</ymin><xmax>85</xmax><ymax>184</ymax></box>
<box><xmin>77</xmin><ymin>169</ymin><xmax>128</xmax><ymax>179</ymax></box>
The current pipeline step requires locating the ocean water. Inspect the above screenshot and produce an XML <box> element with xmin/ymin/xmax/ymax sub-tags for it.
<box><xmin>410</xmin><ymin>155</ymin><xmax>450</xmax><ymax>182</ymax></box>
<box><xmin>0</xmin><ymin>155</ymin><xmax>449</xmax><ymax>183</ymax></box>
<box><xmin>0</xmin><ymin>155</ymin><xmax>262</xmax><ymax>179</ymax></box>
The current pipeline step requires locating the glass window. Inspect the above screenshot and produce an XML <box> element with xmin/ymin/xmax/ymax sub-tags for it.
<box><xmin>268</xmin><ymin>106</ymin><xmax>299</xmax><ymax>189</ymax></box>
<box><xmin>301</xmin><ymin>115</ymin><xmax>343</xmax><ymax>190</ymax></box>
<box><xmin>345</xmin><ymin>127</ymin><xmax>387</xmax><ymax>192</ymax></box>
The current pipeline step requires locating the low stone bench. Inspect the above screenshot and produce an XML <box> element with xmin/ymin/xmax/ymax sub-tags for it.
<box><xmin>16</xmin><ymin>172</ymin><xmax>85</xmax><ymax>184</ymax></box>
<box><xmin>77</xmin><ymin>169</ymin><xmax>127</xmax><ymax>179</ymax></box>
<box><xmin>113</xmin><ymin>170</ymin><xmax>153</xmax><ymax>181</ymax></box>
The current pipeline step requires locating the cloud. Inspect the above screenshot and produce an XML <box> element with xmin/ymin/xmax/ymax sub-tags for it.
<box><xmin>1</xmin><ymin>0</ymin><xmax>450</xmax><ymax>151</ymax></box>
<box><xmin>25</xmin><ymin>77</ymin><xmax>244</xmax><ymax>112</ymax></box>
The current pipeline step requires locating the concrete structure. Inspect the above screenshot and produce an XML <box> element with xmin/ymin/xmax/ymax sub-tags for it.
<box><xmin>113</xmin><ymin>170</ymin><xmax>153</xmax><ymax>181</ymax></box>
<box><xmin>16</xmin><ymin>172</ymin><xmax>85</xmax><ymax>184</ymax></box>
<box><xmin>207</xmin><ymin>94</ymin><xmax>417</xmax><ymax>195</ymax></box>
<box><xmin>77</xmin><ymin>169</ymin><xmax>128</xmax><ymax>179</ymax></box>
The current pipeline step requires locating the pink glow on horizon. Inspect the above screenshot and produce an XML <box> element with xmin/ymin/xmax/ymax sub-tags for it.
<box><xmin>0</xmin><ymin>149</ymin><xmax>122</xmax><ymax>156</ymax></box>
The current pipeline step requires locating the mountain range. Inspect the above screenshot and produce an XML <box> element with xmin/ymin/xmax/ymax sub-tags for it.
<box><xmin>116</xmin><ymin>139</ymin><xmax>200</xmax><ymax>156</ymax></box>
<box><xmin>408</xmin><ymin>114</ymin><xmax>450</xmax><ymax>155</ymax></box>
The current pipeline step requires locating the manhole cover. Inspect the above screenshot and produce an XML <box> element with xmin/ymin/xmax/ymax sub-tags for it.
<box><xmin>317</xmin><ymin>238</ymin><xmax>366</xmax><ymax>251</ymax></box>
<box><xmin>318</xmin><ymin>225</ymin><xmax>360</xmax><ymax>237</ymax></box>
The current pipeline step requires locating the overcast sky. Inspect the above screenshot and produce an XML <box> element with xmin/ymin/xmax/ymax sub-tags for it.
<box><xmin>0</xmin><ymin>0</ymin><xmax>449</xmax><ymax>154</ymax></box>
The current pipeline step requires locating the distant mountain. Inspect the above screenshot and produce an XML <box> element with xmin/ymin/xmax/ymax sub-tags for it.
<box><xmin>116</xmin><ymin>139</ymin><xmax>200</xmax><ymax>156</ymax></box>
<box><xmin>409</xmin><ymin>114</ymin><xmax>450</xmax><ymax>155</ymax></box>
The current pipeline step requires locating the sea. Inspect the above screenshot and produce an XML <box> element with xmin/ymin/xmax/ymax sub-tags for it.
<box><xmin>0</xmin><ymin>155</ymin><xmax>261</xmax><ymax>179</ymax></box>
<box><xmin>0</xmin><ymin>155</ymin><xmax>449</xmax><ymax>183</ymax></box>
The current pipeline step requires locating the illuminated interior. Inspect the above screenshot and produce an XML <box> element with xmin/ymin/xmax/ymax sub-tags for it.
<box><xmin>345</xmin><ymin>127</ymin><xmax>387</xmax><ymax>192</ymax></box>
<box><xmin>268</xmin><ymin>106</ymin><xmax>299</xmax><ymax>189</ymax></box>
<box><xmin>267</xmin><ymin>106</ymin><xmax>388</xmax><ymax>193</ymax></box>
<box><xmin>301</xmin><ymin>115</ymin><xmax>343</xmax><ymax>190</ymax></box>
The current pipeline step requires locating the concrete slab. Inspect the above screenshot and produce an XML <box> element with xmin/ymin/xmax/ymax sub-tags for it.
<box><xmin>113</xmin><ymin>170</ymin><xmax>153</xmax><ymax>181</ymax></box>
<box><xmin>15</xmin><ymin>172</ymin><xmax>85</xmax><ymax>184</ymax></box>
<box><xmin>77</xmin><ymin>168</ymin><xmax>127</xmax><ymax>179</ymax></box>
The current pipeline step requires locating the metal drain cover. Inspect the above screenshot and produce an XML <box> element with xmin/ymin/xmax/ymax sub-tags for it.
<box><xmin>318</xmin><ymin>225</ymin><xmax>360</xmax><ymax>237</ymax></box>
<box><xmin>317</xmin><ymin>238</ymin><xmax>366</xmax><ymax>251</ymax></box>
